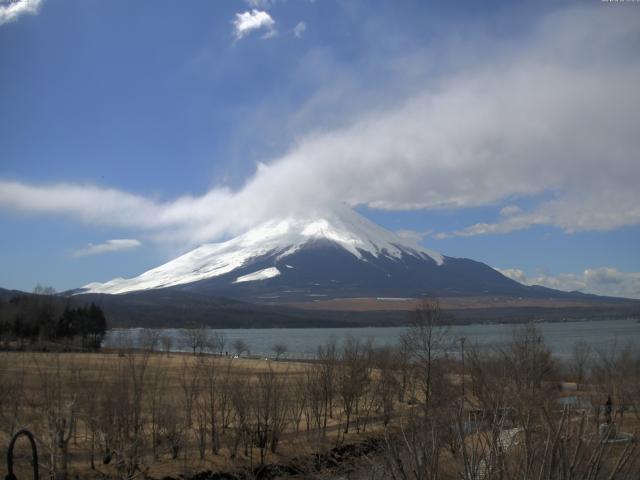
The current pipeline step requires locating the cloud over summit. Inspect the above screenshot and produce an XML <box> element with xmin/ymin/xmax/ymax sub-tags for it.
<box><xmin>0</xmin><ymin>6</ymin><xmax>639</xmax><ymax>248</ymax></box>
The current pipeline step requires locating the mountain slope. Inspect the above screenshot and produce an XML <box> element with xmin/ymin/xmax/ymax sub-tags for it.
<box><xmin>79</xmin><ymin>206</ymin><xmax>612</xmax><ymax>303</ymax></box>
<box><xmin>81</xmin><ymin>206</ymin><xmax>445</xmax><ymax>296</ymax></box>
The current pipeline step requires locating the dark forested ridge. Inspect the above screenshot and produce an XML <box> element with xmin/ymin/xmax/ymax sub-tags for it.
<box><xmin>72</xmin><ymin>286</ymin><xmax>640</xmax><ymax>328</ymax></box>
<box><xmin>0</xmin><ymin>288</ymin><xmax>107</xmax><ymax>350</ymax></box>
<box><xmin>71</xmin><ymin>289</ymin><xmax>362</xmax><ymax>328</ymax></box>
<box><xmin>1</xmin><ymin>286</ymin><xmax>639</xmax><ymax>330</ymax></box>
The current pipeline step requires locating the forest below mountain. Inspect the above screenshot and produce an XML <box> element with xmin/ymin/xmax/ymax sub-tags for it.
<box><xmin>1</xmin><ymin>286</ymin><xmax>640</xmax><ymax>330</ymax></box>
<box><xmin>0</xmin><ymin>287</ymin><xmax>107</xmax><ymax>350</ymax></box>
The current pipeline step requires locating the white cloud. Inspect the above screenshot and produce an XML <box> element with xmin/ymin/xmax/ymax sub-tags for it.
<box><xmin>445</xmin><ymin>191</ymin><xmax>640</xmax><ymax>238</ymax></box>
<box><xmin>496</xmin><ymin>267</ymin><xmax>640</xmax><ymax>300</ymax></box>
<box><xmin>293</xmin><ymin>21</ymin><xmax>306</xmax><ymax>38</ymax></box>
<box><xmin>233</xmin><ymin>9</ymin><xmax>275</xmax><ymax>40</ymax></box>
<box><xmin>245</xmin><ymin>0</ymin><xmax>272</xmax><ymax>8</ymax></box>
<box><xmin>494</xmin><ymin>268</ymin><xmax>529</xmax><ymax>285</ymax></box>
<box><xmin>500</xmin><ymin>205</ymin><xmax>521</xmax><ymax>217</ymax></box>
<box><xmin>395</xmin><ymin>229</ymin><xmax>432</xmax><ymax>243</ymax></box>
<box><xmin>0</xmin><ymin>0</ymin><xmax>42</xmax><ymax>26</ymax></box>
<box><xmin>73</xmin><ymin>239</ymin><xmax>142</xmax><ymax>258</ymax></box>
<box><xmin>0</xmin><ymin>6</ymin><xmax>639</xmax><ymax>248</ymax></box>
<box><xmin>245</xmin><ymin>0</ymin><xmax>313</xmax><ymax>9</ymax></box>
<box><xmin>0</xmin><ymin>181</ymin><xmax>239</xmax><ymax>245</ymax></box>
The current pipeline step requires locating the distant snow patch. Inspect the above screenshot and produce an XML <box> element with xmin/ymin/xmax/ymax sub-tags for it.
<box><xmin>234</xmin><ymin>267</ymin><xmax>281</xmax><ymax>283</ymax></box>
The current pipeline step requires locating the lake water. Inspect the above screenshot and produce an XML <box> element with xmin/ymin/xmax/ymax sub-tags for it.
<box><xmin>104</xmin><ymin>318</ymin><xmax>640</xmax><ymax>360</ymax></box>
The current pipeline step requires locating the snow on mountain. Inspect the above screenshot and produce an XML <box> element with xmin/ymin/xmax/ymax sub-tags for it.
<box><xmin>81</xmin><ymin>206</ymin><xmax>443</xmax><ymax>295</ymax></box>
<box><xmin>233</xmin><ymin>267</ymin><xmax>281</xmax><ymax>284</ymax></box>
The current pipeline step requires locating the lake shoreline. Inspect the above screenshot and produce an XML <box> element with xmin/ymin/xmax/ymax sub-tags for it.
<box><xmin>104</xmin><ymin>318</ymin><xmax>640</xmax><ymax>358</ymax></box>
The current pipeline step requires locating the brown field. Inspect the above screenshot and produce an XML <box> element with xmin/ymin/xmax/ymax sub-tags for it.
<box><xmin>1</xmin><ymin>317</ymin><xmax>639</xmax><ymax>479</ymax></box>
<box><xmin>284</xmin><ymin>295</ymin><xmax>632</xmax><ymax>311</ymax></box>
<box><xmin>0</xmin><ymin>349</ymin><xmax>390</xmax><ymax>480</ymax></box>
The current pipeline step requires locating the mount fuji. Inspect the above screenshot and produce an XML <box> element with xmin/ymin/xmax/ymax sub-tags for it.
<box><xmin>71</xmin><ymin>206</ymin><xmax>640</xmax><ymax>327</ymax></box>
<box><xmin>81</xmin><ymin>206</ymin><xmax>564</xmax><ymax>301</ymax></box>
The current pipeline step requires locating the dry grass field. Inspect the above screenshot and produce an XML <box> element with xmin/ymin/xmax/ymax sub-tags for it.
<box><xmin>1</xmin><ymin>313</ymin><xmax>639</xmax><ymax>479</ymax></box>
<box><xmin>0</xmin><ymin>348</ymin><xmax>392</xmax><ymax>479</ymax></box>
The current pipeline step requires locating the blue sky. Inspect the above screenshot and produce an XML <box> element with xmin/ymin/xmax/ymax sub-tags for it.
<box><xmin>1</xmin><ymin>0</ymin><xmax>639</xmax><ymax>298</ymax></box>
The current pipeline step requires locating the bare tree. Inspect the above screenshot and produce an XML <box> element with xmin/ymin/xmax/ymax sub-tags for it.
<box><xmin>229</xmin><ymin>376</ymin><xmax>250</xmax><ymax>459</ymax></box>
<box><xmin>0</xmin><ymin>352</ymin><xmax>26</xmax><ymax>437</ymax></box>
<box><xmin>97</xmin><ymin>350</ymin><xmax>152</xmax><ymax>479</ymax></box>
<box><xmin>290</xmin><ymin>371</ymin><xmax>308</xmax><ymax>433</ymax></box>
<box><xmin>77</xmin><ymin>356</ymin><xmax>107</xmax><ymax>470</ymax></box>
<box><xmin>317</xmin><ymin>337</ymin><xmax>337</xmax><ymax>432</ymax></box>
<box><xmin>504</xmin><ymin>322</ymin><xmax>556</xmax><ymax>393</ymax></box>
<box><xmin>232</xmin><ymin>338</ymin><xmax>249</xmax><ymax>357</ymax></box>
<box><xmin>147</xmin><ymin>362</ymin><xmax>167</xmax><ymax>460</ymax></box>
<box><xmin>373</xmin><ymin>346</ymin><xmax>399</xmax><ymax>426</ymax></box>
<box><xmin>193</xmin><ymin>360</ymin><xmax>208</xmax><ymax>461</ymax></box>
<box><xmin>468</xmin><ymin>344</ymin><xmax>511</xmax><ymax>413</ymax></box>
<box><xmin>178</xmin><ymin>358</ymin><xmax>200</xmax><ymax>430</ymax></box>
<box><xmin>272</xmin><ymin>342</ymin><xmax>288</xmax><ymax>360</ymax></box>
<box><xmin>570</xmin><ymin>340</ymin><xmax>591</xmax><ymax>388</ymax></box>
<box><xmin>217</xmin><ymin>359</ymin><xmax>235</xmax><ymax>431</ymax></box>
<box><xmin>200</xmin><ymin>356</ymin><xmax>221</xmax><ymax>455</ymax></box>
<box><xmin>180</xmin><ymin>327</ymin><xmax>208</xmax><ymax>355</ymax></box>
<box><xmin>159</xmin><ymin>407</ymin><xmax>184</xmax><ymax>460</ymax></box>
<box><xmin>211</xmin><ymin>331</ymin><xmax>226</xmax><ymax>355</ymax></box>
<box><xmin>356</xmin><ymin>348</ymin><xmax>377</xmax><ymax>432</ymax></box>
<box><xmin>34</xmin><ymin>354</ymin><xmax>78</xmax><ymax>480</ymax></box>
<box><xmin>337</xmin><ymin>337</ymin><xmax>370</xmax><ymax>433</ymax></box>
<box><xmin>381</xmin><ymin>419</ymin><xmax>443</xmax><ymax>480</ymax></box>
<box><xmin>139</xmin><ymin>328</ymin><xmax>161</xmax><ymax>353</ymax></box>
<box><xmin>304</xmin><ymin>365</ymin><xmax>326</xmax><ymax>438</ymax></box>
<box><xmin>33</xmin><ymin>284</ymin><xmax>56</xmax><ymax>295</ymax></box>
<box><xmin>401</xmin><ymin>298</ymin><xmax>450</xmax><ymax>415</ymax></box>
<box><xmin>250</xmin><ymin>366</ymin><xmax>289</xmax><ymax>464</ymax></box>
<box><xmin>161</xmin><ymin>334</ymin><xmax>173</xmax><ymax>356</ymax></box>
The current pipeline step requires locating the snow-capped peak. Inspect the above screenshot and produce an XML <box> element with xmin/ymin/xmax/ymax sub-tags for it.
<box><xmin>81</xmin><ymin>206</ymin><xmax>443</xmax><ymax>295</ymax></box>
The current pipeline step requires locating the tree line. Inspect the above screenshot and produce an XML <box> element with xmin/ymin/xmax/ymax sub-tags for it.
<box><xmin>0</xmin><ymin>286</ymin><xmax>107</xmax><ymax>350</ymax></box>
